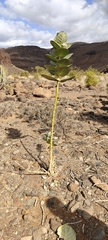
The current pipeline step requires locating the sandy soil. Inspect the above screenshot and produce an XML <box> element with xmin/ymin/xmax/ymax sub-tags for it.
<box><xmin>0</xmin><ymin>74</ymin><xmax>108</xmax><ymax>240</ymax></box>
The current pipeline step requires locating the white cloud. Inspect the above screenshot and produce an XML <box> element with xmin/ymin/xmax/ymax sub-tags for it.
<box><xmin>0</xmin><ymin>0</ymin><xmax>108</xmax><ymax>48</ymax></box>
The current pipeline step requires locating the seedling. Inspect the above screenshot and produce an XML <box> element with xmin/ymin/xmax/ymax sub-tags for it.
<box><xmin>42</xmin><ymin>31</ymin><xmax>73</xmax><ymax>175</ymax></box>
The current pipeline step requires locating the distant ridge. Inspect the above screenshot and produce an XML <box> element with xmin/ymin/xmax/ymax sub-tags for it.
<box><xmin>2</xmin><ymin>41</ymin><xmax>108</xmax><ymax>73</ymax></box>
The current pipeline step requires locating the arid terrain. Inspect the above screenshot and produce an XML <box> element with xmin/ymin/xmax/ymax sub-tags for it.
<box><xmin>0</xmin><ymin>69</ymin><xmax>108</xmax><ymax>240</ymax></box>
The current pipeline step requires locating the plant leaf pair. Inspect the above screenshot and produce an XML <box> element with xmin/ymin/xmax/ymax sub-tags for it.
<box><xmin>57</xmin><ymin>224</ymin><xmax>76</xmax><ymax>240</ymax></box>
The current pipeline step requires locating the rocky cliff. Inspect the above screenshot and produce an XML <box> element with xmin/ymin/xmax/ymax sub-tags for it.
<box><xmin>2</xmin><ymin>41</ymin><xmax>108</xmax><ymax>73</ymax></box>
<box><xmin>5</xmin><ymin>46</ymin><xmax>49</xmax><ymax>72</ymax></box>
<box><xmin>0</xmin><ymin>48</ymin><xmax>11</xmax><ymax>65</ymax></box>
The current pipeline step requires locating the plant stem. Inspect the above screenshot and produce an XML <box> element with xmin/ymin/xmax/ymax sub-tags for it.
<box><xmin>49</xmin><ymin>80</ymin><xmax>60</xmax><ymax>175</ymax></box>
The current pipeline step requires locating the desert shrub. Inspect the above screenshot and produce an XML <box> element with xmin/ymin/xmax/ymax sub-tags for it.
<box><xmin>68</xmin><ymin>68</ymin><xmax>84</xmax><ymax>80</ymax></box>
<box><xmin>20</xmin><ymin>71</ymin><xmax>29</xmax><ymax>77</ymax></box>
<box><xmin>32</xmin><ymin>65</ymin><xmax>51</xmax><ymax>80</ymax></box>
<box><xmin>85</xmin><ymin>67</ymin><xmax>98</xmax><ymax>87</ymax></box>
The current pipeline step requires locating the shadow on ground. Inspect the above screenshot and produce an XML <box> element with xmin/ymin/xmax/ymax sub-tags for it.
<box><xmin>6</xmin><ymin>127</ymin><xmax>48</xmax><ymax>170</ymax></box>
<box><xmin>79</xmin><ymin>111</ymin><xmax>108</xmax><ymax>126</ymax></box>
<box><xmin>79</xmin><ymin>96</ymin><xmax>108</xmax><ymax>126</ymax></box>
<box><xmin>46</xmin><ymin>197</ymin><xmax>108</xmax><ymax>240</ymax></box>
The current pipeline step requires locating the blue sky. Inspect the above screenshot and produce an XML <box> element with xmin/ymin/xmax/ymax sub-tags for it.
<box><xmin>0</xmin><ymin>0</ymin><xmax>108</xmax><ymax>48</ymax></box>
<box><xmin>86</xmin><ymin>0</ymin><xmax>93</xmax><ymax>4</ymax></box>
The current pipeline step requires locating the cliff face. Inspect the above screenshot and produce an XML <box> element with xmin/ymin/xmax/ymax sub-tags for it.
<box><xmin>70</xmin><ymin>41</ymin><xmax>108</xmax><ymax>72</ymax></box>
<box><xmin>3</xmin><ymin>41</ymin><xmax>108</xmax><ymax>72</ymax></box>
<box><xmin>5</xmin><ymin>46</ymin><xmax>49</xmax><ymax>72</ymax></box>
<box><xmin>0</xmin><ymin>48</ymin><xmax>11</xmax><ymax>65</ymax></box>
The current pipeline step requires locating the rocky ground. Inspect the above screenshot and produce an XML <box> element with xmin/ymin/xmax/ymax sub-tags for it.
<box><xmin>0</xmin><ymin>73</ymin><xmax>108</xmax><ymax>240</ymax></box>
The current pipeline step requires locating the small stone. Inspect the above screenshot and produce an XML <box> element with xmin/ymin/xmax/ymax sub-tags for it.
<box><xmin>21</xmin><ymin>236</ymin><xmax>32</xmax><ymax>240</ymax></box>
<box><xmin>50</xmin><ymin>217</ymin><xmax>61</xmax><ymax>232</ymax></box>
<box><xmin>70</xmin><ymin>202</ymin><xmax>80</xmax><ymax>213</ymax></box>
<box><xmin>0</xmin><ymin>183</ymin><xmax>4</xmax><ymax>190</ymax></box>
<box><xmin>67</xmin><ymin>181</ymin><xmax>79</xmax><ymax>192</ymax></box>
<box><xmin>80</xmin><ymin>206</ymin><xmax>94</xmax><ymax>220</ymax></box>
<box><xmin>25</xmin><ymin>197</ymin><xmax>36</xmax><ymax>206</ymax></box>
<box><xmin>33</xmin><ymin>87</ymin><xmax>51</xmax><ymax>98</ymax></box>
<box><xmin>90</xmin><ymin>176</ymin><xmax>108</xmax><ymax>191</ymax></box>
<box><xmin>23</xmin><ymin>214</ymin><xmax>34</xmax><ymax>222</ymax></box>
<box><xmin>15</xmin><ymin>81</ymin><xmax>28</xmax><ymax>95</ymax></box>
<box><xmin>12</xmin><ymin>149</ymin><xmax>20</xmax><ymax>155</ymax></box>
<box><xmin>84</xmin><ymin>199</ymin><xmax>91</xmax><ymax>206</ymax></box>
<box><xmin>0</xmin><ymin>92</ymin><xmax>6</xmax><ymax>101</ymax></box>
<box><xmin>33</xmin><ymin>228</ymin><xmax>42</xmax><ymax>240</ymax></box>
<box><xmin>67</xmin><ymin>199</ymin><xmax>75</xmax><ymax>211</ymax></box>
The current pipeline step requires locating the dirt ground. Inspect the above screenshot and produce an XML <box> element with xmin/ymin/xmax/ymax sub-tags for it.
<box><xmin>0</xmin><ymin>74</ymin><xmax>108</xmax><ymax>240</ymax></box>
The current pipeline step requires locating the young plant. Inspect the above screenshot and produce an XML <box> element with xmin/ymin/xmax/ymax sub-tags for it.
<box><xmin>42</xmin><ymin>31</ymin><xmax>73</xmax><ymax>175</ymax></box>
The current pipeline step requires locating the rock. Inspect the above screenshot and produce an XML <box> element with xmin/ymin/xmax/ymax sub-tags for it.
<box><xmin>14</xmin><ymin>81</ymin><xmax>28</xmax><ymax>95</ymax></box>
<box><xmin>70</xmin><ymin>202</ymin><xmax>80</xmax><ymax>213</ymax></box>
<box><xmin>79</xmin><ymin>206</ymin><xmax>94</xmax><ymax>220</ymax></box>
<box><xmin>90</xmin><ymin>176</ymin><xmax>108</xmax><ymax>192</ymax></box>
<box><xmin>25</xmin><ymin>197</ymin><xmax>36</xmax><ymax>206</ymax></box>
<box><xmin>50</xmin><ymin>217</ymin><xmax>61</xmax><ymax>232</ymax></box>
<box><xmin>32</xmin><ymin>87</ymin><xmax>51</xmax><ymax>98</ymax></box>
<box><xmin>0</xmin><ymin>92</ymin><xmax>6</xmax><ymax>101</ymax></box>
<box><xmin>32</xmin><ymin>228</ymin><xmax>42</xmax><ymax>240</ymax></box>
<box><xmin>67</xmin><ymin>199</ymin><xmax>75</xmax><ymax>211</ymax></box>
<box><xmin>21</xmin><ymin>236</ymin><xmax>32</xmax><ymax>240</ymax></box>
<box><xmin>67</xmin><ymin>181</ymin><xmax>79</xmax><ymax>192</ymax></box>
<box><xmin>23</xmin><ymin>214</ymin><xmax>34</xmax><ymax>222</ymax></box>
<box><xmin>84</xmin><ymin>199</ymin><xmax>91</xmax><ymax>206</ymax></box>
<box><xmin>0</xmin><ymin>183</ymin><xmax>4</xmax><ymax>190</ymax></box>
<box><xmin>91</xmin><ymin>226</ymin><xmax>106</xmax><ymax>240</ymax></box>
<box><xmin>17</xmin><ymin>94</ymin><xmax>27</xmax><ymax>102</ymax></box>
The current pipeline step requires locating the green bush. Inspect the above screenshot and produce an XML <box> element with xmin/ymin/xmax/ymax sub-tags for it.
<box><xmin>68</xmin><ymin>68</ymin><xmax>84</xmax><ymax>80</ymax></box>
<box><xmin>32</xmin><ymin>66</ymin><xmax>52</xmax><ymax>80</ymax></box>
<box><xmin>85</xmin><ymin>68</ymin><xmax>98</xmax><ymax>87</ymax></box>
<box><xmin>20</xmin><ymin>71</ymin><xmax>29</xmax><ymax>77</ymax></box>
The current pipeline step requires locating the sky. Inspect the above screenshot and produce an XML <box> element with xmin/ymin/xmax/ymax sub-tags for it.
<box><xmin>0</xmin><ymin>0</ymin><xmax>108</xmax><ymax>48</ymax></box>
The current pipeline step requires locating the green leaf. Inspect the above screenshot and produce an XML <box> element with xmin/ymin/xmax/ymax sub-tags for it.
<box><xmin>55</xmin><ymin>48</ymin><xmax>69</xmax><ymax>58</ymax></box>
<box><xmin>60</xmin><ymin>76</ymin><xmax>75</xmax><ymax>82</ymax></box>
<box><xmin>57</xmin><ymin>59</ymin><xmax>70</xmax><ymax>67</ymax></box>
<box><xmin>46</xmin><ymin>54</ymin><xmax>57</xmax><ymax>62</ymax></box>
<box><xmin>41</xmin><ymin>74</ymin><xmax>58</xmax><ymax>82</ymax></box>
<box><xmin>55</xmin><ymin>67</ymin><xmax>70</xmax><ymax>77</ymax></box>
<box><xmin>57</xmin><ymin>224</ymin><xmax>76</xmax><ymax>240</ymax></box>
<box><xmin>64</xmin><ymin>53</ymin><xmax>73</xmax><ymax>59</ymax></box>
<box><xmin>62</xmin><ymin>42</ymin><xmax>72</xmax><ymax>49</ymax></box>
<box><xmin>50</xmin><ymin>40</ymin><xmax>61</xmax><ymax>49</ymax></box>
<box><xmin>44</xmin><ymin>65</ymin><xmax>56</xmax><ymax>75</ymax></box>
<box><xmin>54</xmin><ymin>31</ymin><xmax>67</xmax><ymax>45</ymax></box>
<box><xmin>50</xmin><ymin>60</ymin><xmax>56</xmax><ymax>66</ymax></box>
<box><xmin>44</xmin><ymin>65</ymin><xmax>56</xmax><ymax>71</ymax></box>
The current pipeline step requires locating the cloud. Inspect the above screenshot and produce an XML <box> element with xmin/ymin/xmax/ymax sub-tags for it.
<box><xmin>0</xmin><ymin>0</ymin><xmax>108</xmax><ymax>48</ymax></box>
